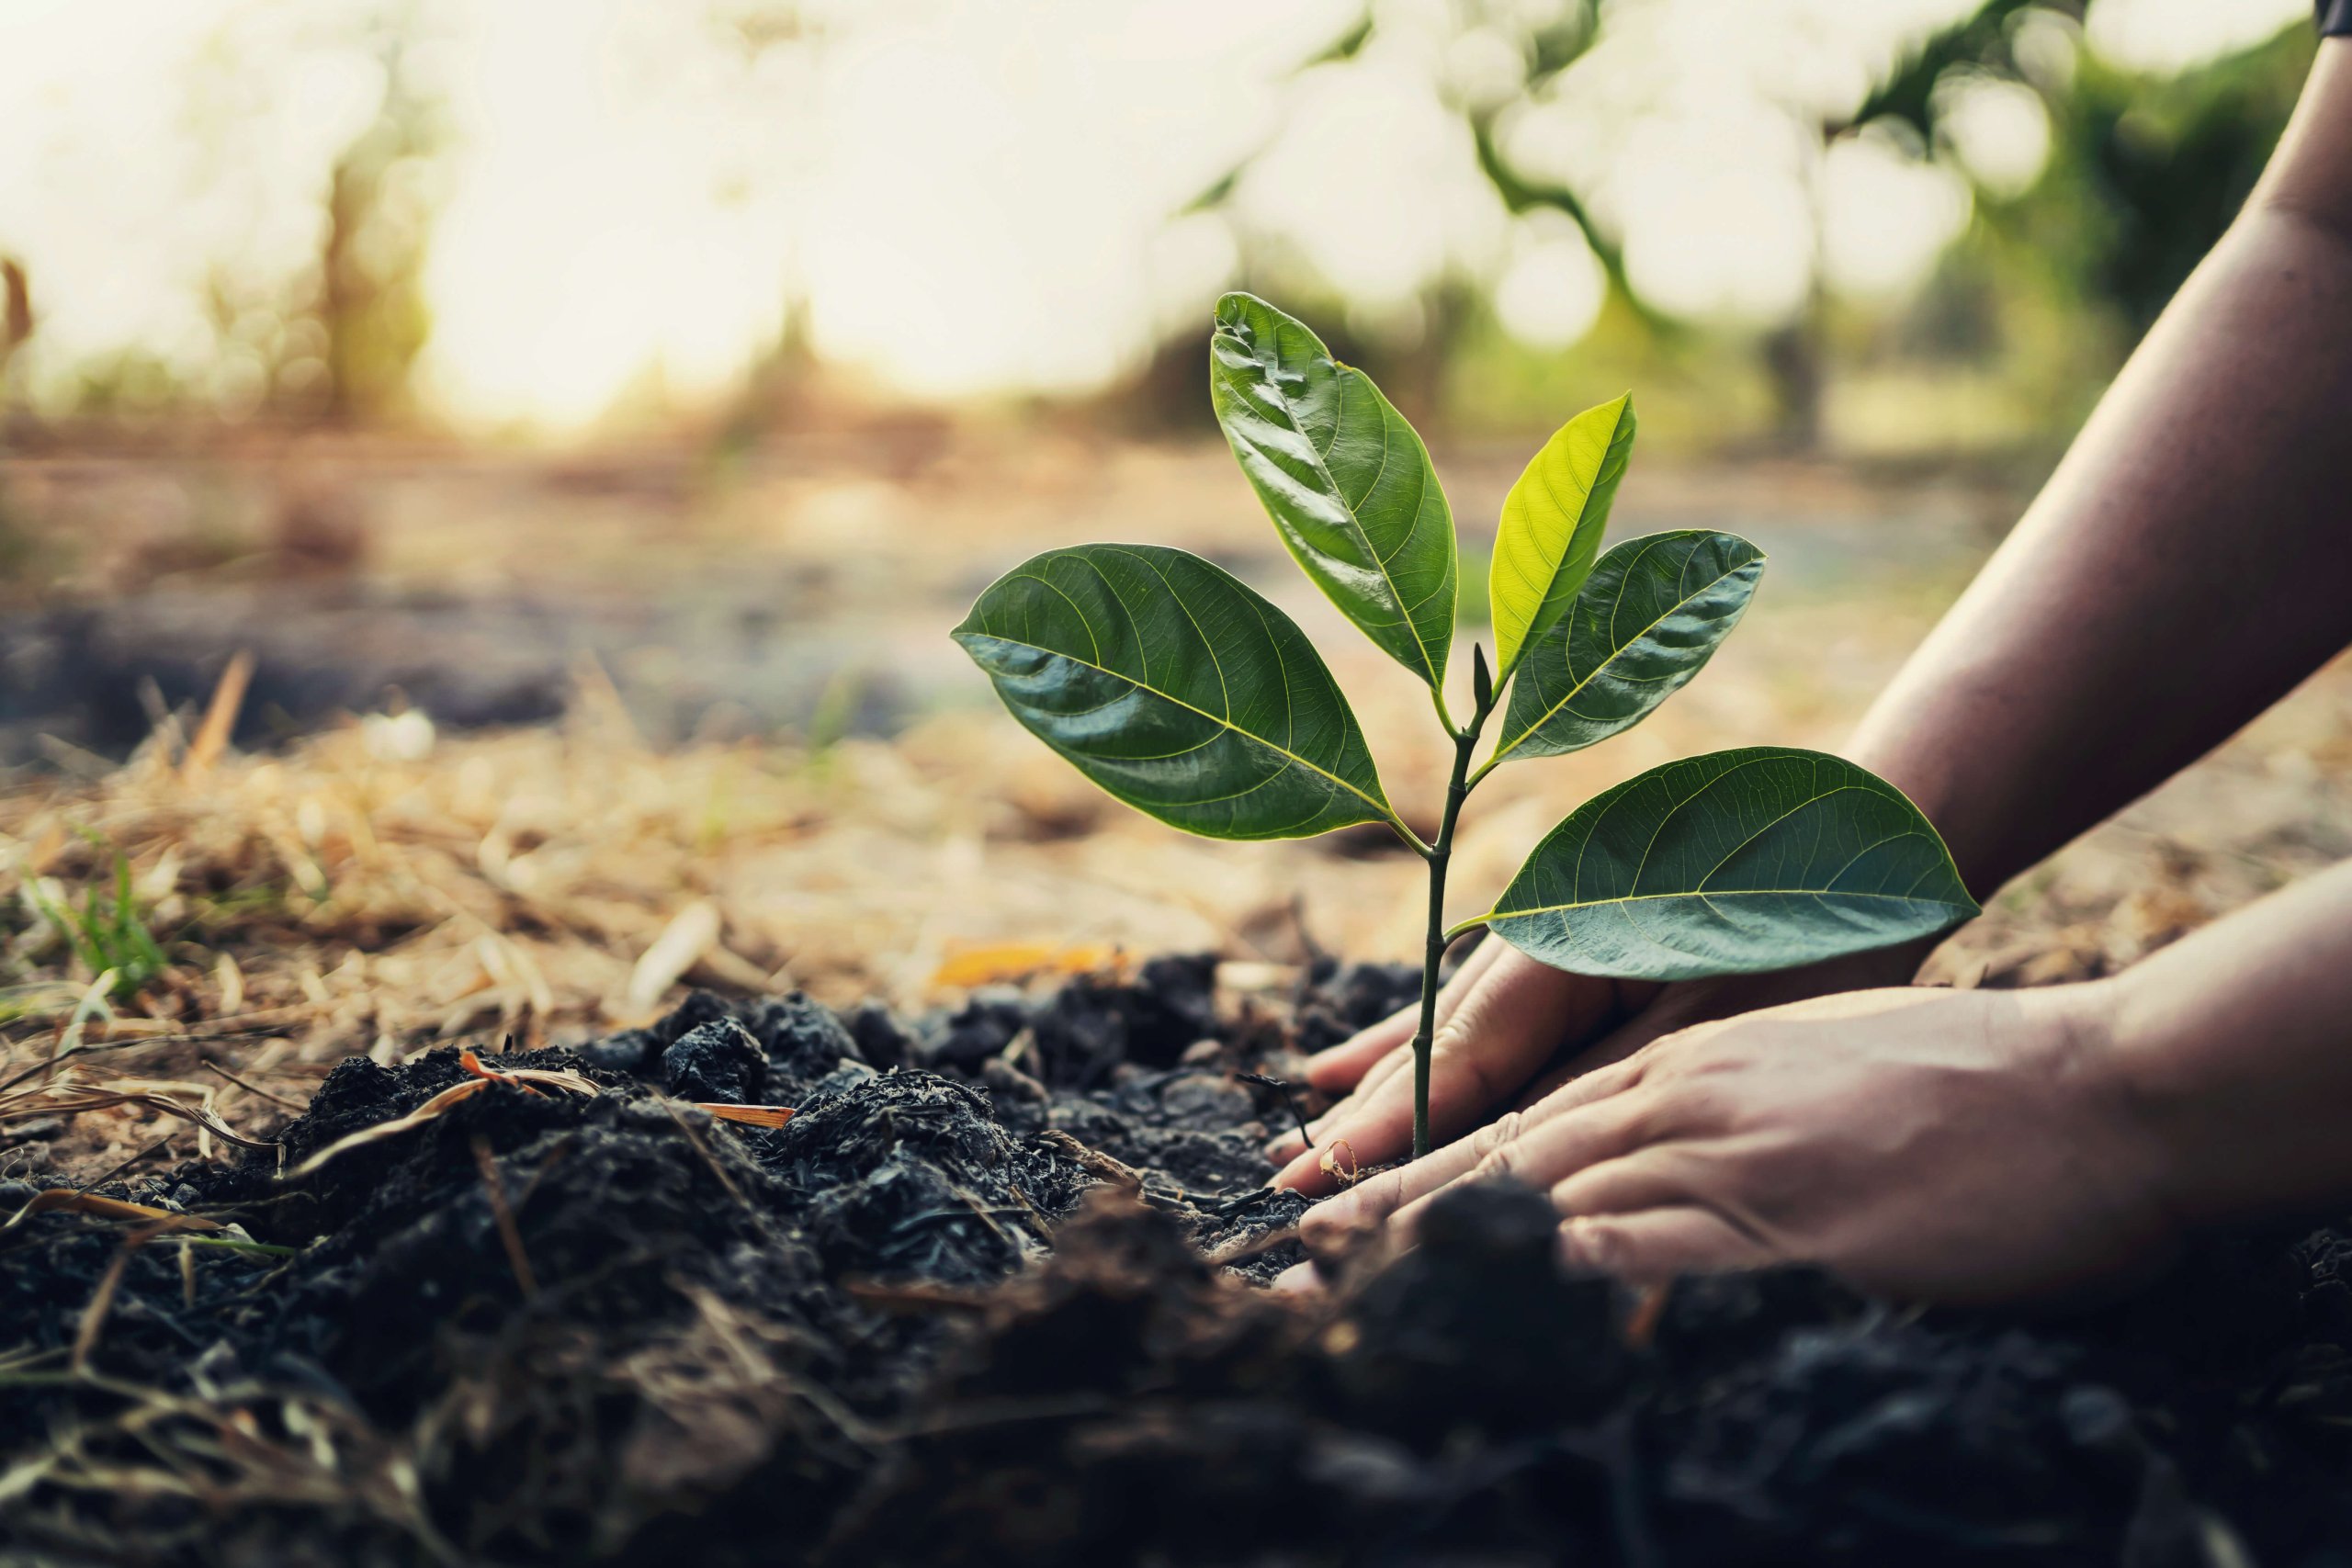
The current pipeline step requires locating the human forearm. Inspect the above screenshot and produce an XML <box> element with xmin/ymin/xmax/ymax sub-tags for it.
<box><xmin>1849</xmin><ymin>44</ymin><xmax>2352</xmax><ymax>898</ymax></box>
<box><xmin>2096</xmin><ymin>858</ymin><xmax>2352</xmax><ymax>1230</ymax></box>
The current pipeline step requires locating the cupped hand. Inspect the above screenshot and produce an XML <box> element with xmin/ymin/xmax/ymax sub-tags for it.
<box><xmin>1285</xmin><ymin>982</ymin><xmax>2179</xmax><ymax>1305</ymax></box>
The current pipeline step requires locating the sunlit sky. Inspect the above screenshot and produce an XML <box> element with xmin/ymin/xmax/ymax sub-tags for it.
<box><xmin>0</xmin><ymin>0</ymin><xmax>2311</xmax><ymax>429</ymax></box>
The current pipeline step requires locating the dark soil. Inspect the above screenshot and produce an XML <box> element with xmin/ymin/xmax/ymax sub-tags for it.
<box><xmin>6</xmin><ymin>955</ymin><xmax>2352</xmax><ymax>1566</ymax></box>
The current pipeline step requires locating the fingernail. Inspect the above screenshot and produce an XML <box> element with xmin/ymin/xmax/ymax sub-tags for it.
<box><xmin>1272</xmin><ymin>1260</ymin><xmax>1322</xmax><ymax>1294</ymax></box>
<box><xmin>1263</xmin><ymin>1134</ymin><xmax>1302</xmax><ymax>1161</ymax></box>
<box><xmin>1271</xmin><ymin>1150</ymin><xmax>1321</xmax><ymax>1193</ymax></box>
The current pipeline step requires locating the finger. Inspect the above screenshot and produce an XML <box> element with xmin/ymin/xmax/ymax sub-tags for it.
<box><xmin>1278</xmin><ymin>1039</ymin><xmax>1415</xmax><ymax>1157</ymax></box>
<box><xmin>1301</xmin><ymin>1011</ymin><xmax>1414</xmax><ymax>1096</ymax></box>
<box><xmin>1512</xmin><ymin>1043</ymin><xmax>1652</xmax><ymax>1122</ymax></box>
<box><xmin>1301</xmin><ymin>939</ymin><xmax>1505</xmax><ymax>1093</ymax></box>
<box><xmin>1269</xmin><ymin>947</ymin><xmax>1509</xmax><ymax>1162</ymax></box>
<box><xmin>1279</xmin><ymin>949</ymin><xmax>1627</xmax><ymax>1194</ymax></box>
<box><xmin>1345</xmin><ymin>1039</ymin><xmax>1417</xmax><ymax>1104</ymax></box>
<box><xmin>1283</xmin><ymin>1032</ymin><xmax>1425</xmax><ymax>1155</ymax></box>
<box><xmin>1298</xmin><ymin>1145</ymin><xmax>1475</xmax><ymax>1252</ymax></box>
<box><xmin>1272</xmin><ymin>953</ymin><xmax>1601</xmax><ymax>1194</ymax></box>
<box><xmin>1385</xmin><ymin>1091</ymin><xmax>1659</xmax><ymax>1244</ymax></box>
<box><xmin>1272</xmin><ymin>1260</ymin><xmax>1323</xmax><ymax>1294</ymax></box>
<box><xmin>1547</xmin><ymin>1148</ymin><xmax>1701</xmax><ymax>1220</ymax></box>
<box><xmin>1556</xmin><ymin>1206</ymin><xmax>1778</xmax><ymax>1283</ymax></box>
<box><xmin>1292</xmin><ymin>952</ymin><xmax>1666</xmax><ymax>1163</ymax></box>
<box><xmin>1296</xmin><ymin>1073</ymin><xmax>1656</xmax><ymax>1249</ymax></box>
<box><xmin>1286</xmin><ymin>1007</ymin><xmax>1661</xmax><ymax>1213</ymax></box>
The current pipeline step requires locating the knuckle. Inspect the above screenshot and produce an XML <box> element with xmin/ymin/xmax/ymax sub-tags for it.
<box><xmin>1431</xmin><ymin>1016</ymin><xmax>1471</xmax><ymax>1055</ymax></box>
<box><xmin>1470</xmin><ymin>1110</ymin><xmax>1524</xmax><ymax>1160</ymax></box>
<box><xmin>1612</xmin><ymin>1088</ymin><xmax>1664</xmax><ymax>1143</ymax></box>
<box><xmin>1613</xmin><ymin>1048</ymin><xmax>1657</xmax><ymax>1089</ymax></box>
<box><xmin>1298</xmin><ymin>1198</ymin><xmax>1350</xmax><ymax>1245</ymax></box>
<box><xmin>1472</xmin><ymin>1143</ymin><xmax>1522</xmax><ymax>1183</ymax></box>
<box><xmin>1301</xmin><ymin>1187</ymin><xmax>1385</xmax><ymax>1252</ymax></box>
<box><xmin>1562</xmin><ymin>1216</ymin><xmax>1618</xmax><ymax>1269</ymax></box>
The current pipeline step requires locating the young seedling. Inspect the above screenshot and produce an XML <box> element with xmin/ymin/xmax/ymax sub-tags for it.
<box><xmin>26</xmin><ymin>838</ymin><xmax>169</xmax><ymax>1002</ymax></box>
<box><xmin>955</xmin><ymin>295</ymin><xmax>1978</xmax><ymax>1159</ymax></box>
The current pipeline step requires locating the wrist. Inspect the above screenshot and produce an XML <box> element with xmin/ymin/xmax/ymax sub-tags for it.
<box><xmin>2028</xmin><ymin>976</ymin><xmax>2195</xmax><ymax>1245</ymax></box>
<box><xmin>2062</xmin><ymin>969</ymin><xmax>2222</xmax><ymax>1235</ymax></box>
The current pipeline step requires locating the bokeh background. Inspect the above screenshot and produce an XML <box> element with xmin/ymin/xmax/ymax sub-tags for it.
<box><xmin>4</xmin><ymin>0</ymin><xmax>2349</xmax><ymax>1089</ymax></box>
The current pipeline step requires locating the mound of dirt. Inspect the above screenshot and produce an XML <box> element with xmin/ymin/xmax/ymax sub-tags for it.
<box><xmin>6</xmin><ymin>959</ymin><xmax>2352</xmax><ymax>1565</ymax></box>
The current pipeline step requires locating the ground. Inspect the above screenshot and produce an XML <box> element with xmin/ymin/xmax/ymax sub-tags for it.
<box><xmin>6</xmin><ymin>433</ymin><xmax>2352</xmax><ymax>1563</ymax></box>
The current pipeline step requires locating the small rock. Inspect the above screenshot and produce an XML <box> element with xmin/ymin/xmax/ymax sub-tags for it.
<box><xmin>845</xmin><ymin>1001</ymin><xmax>912</xmax><ymax>1071</ymax></box>
<box><xmin>921</xmin><ymin>987</ymin><xmax>1030</xmax><ymax>1069</ymax></box>
<box><xmin>738</xmin><ymin>991</ymin><xmax>865</xmax><ymax>1093</ymax></box>
<box><xmin>663</xmin><ymin>1019</ymin><xmax>768</xmax><ymax>1104</ymax></box>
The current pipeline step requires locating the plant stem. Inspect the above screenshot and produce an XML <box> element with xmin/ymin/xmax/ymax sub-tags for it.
<box><xmin>1410</xmin><ymin>691</ymin><xmax>1492</xmax><ymax>1158</ymax></box>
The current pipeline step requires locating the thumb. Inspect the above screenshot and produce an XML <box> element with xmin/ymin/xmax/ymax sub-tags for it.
<box><xmin>1302</xmin><ymin>939</ymin><xmax>1504</xmax><ymax>1094</ymax></box>
<box><xmin>1273</xmin><ymin>949</ymin><xmax>1612</xmax><ymax>1195</ymax></box>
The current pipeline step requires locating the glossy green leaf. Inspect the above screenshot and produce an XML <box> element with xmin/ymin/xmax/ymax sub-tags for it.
<box><xmin>1489</xmin><ymin>393</ymin><xmax>1636</xmax><ymax>679</ymax></box>
<box><xmin>953</xmin><ymin>543</ymin><xmax>1395</xmax><ymax>841</ymax></box>
<box><xmin>1487</xmin><ymin>531</ymin><xmax>1764</xmax><ymax>767</ymax></box>
<box><xmin>1209</xmin><ymin>293</ymin><xmax>1455</xmax><ymax>689</ymax></box>
<box><xmin>1476</xmin><ymin>748</ymin><xmax>1978</xmax><ymax>981</ymax></box>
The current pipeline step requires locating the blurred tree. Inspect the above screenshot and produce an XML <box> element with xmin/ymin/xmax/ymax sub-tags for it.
<box><xmin>0</xmin><ymin>259</ymin><xmax>28</xmax><ymax>365</ymax></box>
<box><xmin>0</xmin><ymin>257</ymin><xmax>29</xmax><ymax>389</ymax></box>
<box><xmin>312</xmin><ymin>20</ymin><xmax>447</xmax><ymax>423</ymax></box>
<box><xmin>0</xmin><ymin>255</ymin><xmax>28</xmax><ymax>439</ymax></box>
<box><xmin>167</xmin><ymin>4</ymin><xmax>449</xmax><ymax>425</ymax></box>
<box><xmin>1885</xmin><ymin>7</ymin><xmax>2310</xmax><ymax>335</ymax></box>
<box><xmin>1201</xmin><ymin>0</ymin><xmax>2307</xmax><ymax>452</ymax></box>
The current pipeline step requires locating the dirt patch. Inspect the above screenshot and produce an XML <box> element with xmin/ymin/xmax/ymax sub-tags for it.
<box><xmin>6</xmin><ymin>960</ymin><xmax>2352</xmax><ymax>1565</ymax></box>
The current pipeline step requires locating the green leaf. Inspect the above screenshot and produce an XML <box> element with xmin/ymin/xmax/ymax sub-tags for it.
<box><xmin>953</xmin><ymin>543</ymin><xmax>1396</xmax><ymax>841</ymax></box>
<box><xmin>1476</xmin><ymin>748</ymin><xmax>1978</xmax><ymax>981</ymax></box>
<box><xmin>1487</xmin><ymin>531</ymin><xmax>1764</xmax><ymax>768</ymax></box>
<box><xmin>1209</xmin><ymin>293</ymin><xmax>1456</xmax><ymax>690</ymax></box>
<box><xmin>1489</xmin><ymin>392</ymin><xmax>1636</xmax><ymax>679</ymax></box>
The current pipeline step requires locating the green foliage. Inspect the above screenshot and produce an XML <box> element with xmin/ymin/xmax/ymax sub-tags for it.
<box><xmin>28</xmin><ymin>841</ymin><xmax>170</xmax><ymax>1000</ymax></box>
<box><xmin>1209</xmin><ymin>294</ymin><xmax>1457</xmax><ymax>694</ymax></box>
<box><xmin>1487</xmin><ymin>530</ymin><xmax>1762</xmax><ymax>768</ymax></box>
<box><xmin>1475</xmin><ymin>748</ymin><xmax>1978</xmax><ymax>981</ymax></box>
<box><xmin>954</xmin><ymin>543</ymin><xmax>1394</xmax><ymax>841</ymax></box>
<box><xmin>957</xmin><ymin>300</ymin><xmax>1978</xmax><ymax>1155</ymax></box>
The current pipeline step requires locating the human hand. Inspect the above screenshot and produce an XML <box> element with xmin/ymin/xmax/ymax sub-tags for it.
<box><xmin>1267</xmin><ymin>939</ymin><xmax>1930</xmax><ymax>1197</ymax></box>
<box><xmin>1283</xmin><ymin>983</ymin><xmax>2178</xmax><ymax>1305</ymax></box>
<box><xmin>1264</xmin><ymin>941</ymin><xmax>1657</xmax><ymax>1194</ymax></box>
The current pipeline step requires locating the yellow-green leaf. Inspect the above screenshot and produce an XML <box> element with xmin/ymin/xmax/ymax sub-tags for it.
<box><xmin>1489</xmin><ymin>393</ymin><xmax>1636</xmax><ymax>679</ymax></box>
